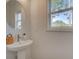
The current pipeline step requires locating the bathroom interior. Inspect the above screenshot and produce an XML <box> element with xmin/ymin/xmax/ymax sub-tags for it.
<box><xmin>6</xmin><ymin>0</ymin><xmax>73</xmax><ymax>59</ymax></box>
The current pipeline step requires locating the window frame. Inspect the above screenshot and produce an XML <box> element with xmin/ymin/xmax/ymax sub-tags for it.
<box><xmin>47</xmin><ymin>0</ymin><xmax>73</xmax><ymax>32</ymax></box>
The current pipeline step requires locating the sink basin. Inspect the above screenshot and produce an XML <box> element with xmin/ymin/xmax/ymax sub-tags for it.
<box><xmin>7</xmin><ymin>40</ymin><xmax>33</xmax><ymax>51</ymax></box>
<box><xmin>7</xmin><ymin>40</ymin><xmax>33</xmax><ymax>59</ymax></box>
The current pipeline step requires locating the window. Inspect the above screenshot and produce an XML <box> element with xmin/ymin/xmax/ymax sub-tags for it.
<box><xmin>15</xmin><ymin>12</ymin><xmax>22</xmax><ymax>31</ymax></box>
<box><xmin>48</xmin><ymin>0</ymin><xmax>73</xmax><ymax>31</ymax></box>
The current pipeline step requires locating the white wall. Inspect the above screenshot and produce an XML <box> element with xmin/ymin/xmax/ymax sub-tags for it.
<box><xmin>31</xmin><ymin>0</ymin><xmax>73</xmax><ymax>59</ymax></box>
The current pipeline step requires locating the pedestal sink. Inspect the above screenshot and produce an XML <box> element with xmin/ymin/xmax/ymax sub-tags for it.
<box><xmin>7</xmin><ymin>40</ymin><xmax>33</xmax><ymax>59</ymax></box>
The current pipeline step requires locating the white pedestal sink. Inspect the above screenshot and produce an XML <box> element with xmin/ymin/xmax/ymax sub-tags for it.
<box><xmin>7</xmin><ymin>40</ymin><xmax>33</xmax><ymax>59</ymax></box>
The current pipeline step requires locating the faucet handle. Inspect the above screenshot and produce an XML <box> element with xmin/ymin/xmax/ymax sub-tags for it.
<box><xmin>23</xmin><ymin>33</ymin><xmax>26</xmax><ymax>36</ymax></box>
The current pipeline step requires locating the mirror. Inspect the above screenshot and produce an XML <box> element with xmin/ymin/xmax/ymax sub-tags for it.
<box><xmin>6</xmin><ymin>0</ymin><xmax>24</xmax><ymax>30</ymax></box>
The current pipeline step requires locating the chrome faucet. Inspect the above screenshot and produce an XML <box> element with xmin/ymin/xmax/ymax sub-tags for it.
<box><xmin>17</xmin><ymin>34</ymin><xmax>21</xmax><ymax>42</ymax></box>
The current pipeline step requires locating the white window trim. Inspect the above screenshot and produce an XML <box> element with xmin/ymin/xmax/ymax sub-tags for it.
<box><xmin>46</xmin><ymin>0</ymin><xmax>73</xmax><ymax>32</ymax></box>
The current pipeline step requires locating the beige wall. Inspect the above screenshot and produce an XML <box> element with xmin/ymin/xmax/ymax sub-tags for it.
<box><xmin>31</xmin><ymin>0</ymin><xmax>73</xmax><ymax>59</ymax></box>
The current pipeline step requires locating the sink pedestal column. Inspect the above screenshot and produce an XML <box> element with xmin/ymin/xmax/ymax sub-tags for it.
<box><xmin>17</xmin><ymin>46</ymin><xmax>31</xmax><ymax>59</ymax></box>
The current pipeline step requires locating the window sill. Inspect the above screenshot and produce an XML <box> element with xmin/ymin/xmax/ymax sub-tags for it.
<box><xmin>46</xmin><ymin>26</ymin><xmax>73</xmax><ymax>32</ymax></box>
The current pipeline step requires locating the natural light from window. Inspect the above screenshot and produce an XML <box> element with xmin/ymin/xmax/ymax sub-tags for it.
<box><xmin>15</xmin><ymin>12</ymin><xmax>22</xmax><ymax>30</ymax></box>
<box><xmin>48</xmin><ymin>0</ymin><xmax>73</xmax><ymax>28</ymax></box>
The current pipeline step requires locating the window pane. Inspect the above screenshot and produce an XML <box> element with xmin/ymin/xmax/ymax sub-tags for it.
<box><xmin>16</xmin><ymin>13</ymin><xmax>21</xmax><ymax>21</ymax></box>
<box><xmin>18</xmin><ymin>25</ymin><xmax>21</xmax><ymax>30</ymax></box>
<box><xmin>18</xmin><ymin>21</ymin><xmax>21</xmax><ymax>26</ymax></box>
<box><xmin>18</xmin><ymin>13</ymin><xmax>21</xmax><ymax>21</ymax></box>
<box><xmin>49</xmin><ymin>0</ymin><xmax>73</xmax><ymax>12</ymax></box>
<box><xmin>51</xmin><ymin>10</ymin><xmax>72</xmax><ymax>27</ymax></box>
<box><xmin>15</xmin><ymin>12</ymin><xmax>22</xmax><ymax>30</ymax></box>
